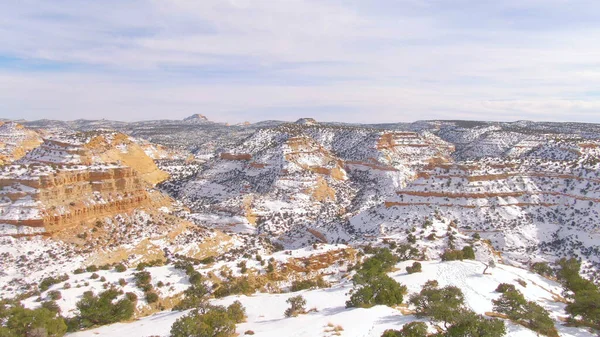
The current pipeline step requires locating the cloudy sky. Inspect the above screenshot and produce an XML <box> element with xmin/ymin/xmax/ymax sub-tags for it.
<box><xmin>1</xmin><ymin>0</ymin><xmax>599</xmax><ymax>123</ymax></box>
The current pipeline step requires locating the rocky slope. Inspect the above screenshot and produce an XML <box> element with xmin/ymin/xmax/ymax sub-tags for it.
<box><xmin>0</xmin><ymin>122</ymin><xmax>43</xmax><ymax>165</ymax></box>
<box><xmin>1</xmin><ymin>116</ymin><xmax>600</xmax><ymax>336</ymax></box>
<box><xmin>169</xmin><ymin>121</ymin><xmax>453</xmax><ymax>247</ymax></box>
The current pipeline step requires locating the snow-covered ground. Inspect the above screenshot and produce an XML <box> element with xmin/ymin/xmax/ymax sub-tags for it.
<box><xmin>69</xmin><ymin>260</ymin><xmax>595</xmax><ymax>337</ymax></box>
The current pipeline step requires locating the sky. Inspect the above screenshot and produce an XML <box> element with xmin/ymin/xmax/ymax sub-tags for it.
<box><xmin>1</xmin><ymin>0</ymin><xmax>600</xmax><ymax>124</ymax></box>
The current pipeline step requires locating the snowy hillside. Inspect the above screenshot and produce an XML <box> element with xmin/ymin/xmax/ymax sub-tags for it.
<box><xmin>1</xmin><ymin>117</ymin><xmax>600</xmax><ymax>336</ymax></box>
<box><xmin>69</xmin><ymin>260</ymin><xmax>593</xmax><ymax>337</ymax></box>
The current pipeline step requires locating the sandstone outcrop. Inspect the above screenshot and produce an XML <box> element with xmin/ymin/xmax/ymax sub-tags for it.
<box><xmin>0</xmin><ymin>122</ymin><xmax>43</xmax><ymax>165</ymax></box>
<box><xmin>0</xmin><ymin>132</ymin><xmax>172</xmax><ymax>235</ymax></box>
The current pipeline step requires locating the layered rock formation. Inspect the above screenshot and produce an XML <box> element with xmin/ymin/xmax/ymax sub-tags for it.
<box><xmin>174</xmin><ymin>123</ymin><xmax>451</xmax><ymax>247</ymax></box>
<box><xmin>0</xmin><ymin>122</ymin><xmax>43</xmax><ymax>165</ymax></box>
<box><xmin>0</xmin><ymin>132</ymin><xmax>171</xmax><ymax>235</ymax></box>
<box><xmin>352</xmin><ymin>138</ymin><xmax>600</xmax><ymax>276</ymax></box>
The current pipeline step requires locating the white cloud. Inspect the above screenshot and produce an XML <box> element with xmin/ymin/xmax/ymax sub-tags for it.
<box><xmin>0</xmin><ymin>0</ymin><xmax>599</xmax><ymax>123</ymax></box>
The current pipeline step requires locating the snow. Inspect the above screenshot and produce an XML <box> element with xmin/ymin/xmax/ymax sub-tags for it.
<box><xmin>68</xmin><ymin>260</ymin><xmax>594</xmax><ymax>337</ymax></box>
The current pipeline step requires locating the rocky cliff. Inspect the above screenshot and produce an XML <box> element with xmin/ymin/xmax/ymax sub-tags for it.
<box><xmin>0</xmin><ymin>132</ymin><xmax>171</xmax><ymax>235</ymax></box>
<box><xmin>0</xmin><ymin>122</ymin><xmax>43</xmax><ymax>165</ymax></box>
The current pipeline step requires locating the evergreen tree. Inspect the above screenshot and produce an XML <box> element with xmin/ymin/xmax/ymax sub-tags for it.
<box><xmin>406</xmin><ymin>262</ymin><xmax>422</xmax><ymax>274</ymax></box>
<box><xmin>170</xmin><ymin>306</ymin><xmax>236</xmax><ymax>337</ymax></box>
<box><xmin>175</xmin><ymin>282</ymin><xmax>210</xmax><ymax>310</ymax></box>
<box><xmin>74</xmin><ymin>289</ymin><xmax>134</xmax><ymax>328</ymax></box>
<box><xmin>409</xmin><ymin>282</ymin><xmax>466</xmax><ymax>327</ymax></box>
<box><xmin>226</xmin><ymin>301</ymin><xmax>247</xmax><ymax>323</ymax></box>
<box><xmin>5</xmin><ymin>306</ymin><xmax>67</xmax><ymax>337</ymax></box>
<box><xmin>445</xmin><ymin>311</ymin><xmax>506</xmax><ymax>337</ymax></box>
<box><xmin>461</xmin><ymin>246</ymin><xmax>475</xmax><ymax>260</ymax></box>
<box><xmin>381</xmin><ymin>322</ymin><xmax>428</xmax><ymax>337</ymax></box>
<box><xmin>284</xmin><ymin>296</ymin><xmax>307</xmax><ymax>317</ymax></box>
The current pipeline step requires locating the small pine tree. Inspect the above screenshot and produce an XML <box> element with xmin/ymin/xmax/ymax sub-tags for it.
<box><xmin>346</xmin><ymin>273</ymin><xmax>406</xmax><ymax>308</ymax></box>
<box><xmin>493</xmin><ymin>289</ymin><xmax>527</xmax><ymax>320</ymax></box>
<box><xmin>227</xmin><ymin>301</ymin><xmax>247</xmax><ymax>323</ymax></box>
<box><xmin>284</xmin><ymin>295</ymin><xmax>307</xmax><ymax>317</ymax></box>
<box><xmin>409</xmin><ymin>282</ymin><xmax>466</xmax><ymax>326</ymax></box>
<box><xmin>462</xmin><ymin>246</ymin><xmax>475</xmax><ymax>259</ymax></box>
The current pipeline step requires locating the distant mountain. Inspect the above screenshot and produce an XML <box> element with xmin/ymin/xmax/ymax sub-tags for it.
<box><xmin>183</xmin><ymin>114</ymin><xmax>210</xmax><ymax>123</ymax></box>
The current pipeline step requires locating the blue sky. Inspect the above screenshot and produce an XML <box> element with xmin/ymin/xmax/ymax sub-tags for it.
<box><xmin>1</xmin><ymin>0</ymin><xmax>599</xmax><ymax>123</ymax></box>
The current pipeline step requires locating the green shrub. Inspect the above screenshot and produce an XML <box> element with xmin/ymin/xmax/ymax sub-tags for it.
<box><xmin>284</xmin><ymin>295</ymin><xmax>307</xmax><ymax>317</ymax></box>
<box><xmin>39</xmin><ymin>275</ymin><xmax>69</xmax><ymax>292</ymax></box>
<box><xmin>266</xmin><ymin>261</ymin><xmax>275</xmax><ymax>273</ymax></box>
<box><xmin>90</xmin><ymin>273</ymin><xmax>99</xmax><ymax>280</ymax></box>
<box><xmin>441</xmin><ymin>249</ymin><xmax>465</xmax><ymax>261</ymax></box>
<box><xmin>346</xmin><ymin>250</ymin><xmax>406</xmax><ymax>308</ymax></box>
<box><xmin>396</xmin><ymin>244</ymin><xmax>420</xmax><ymax>261</ymax></box>
<box><xmin>114</xmin><ymin>264</ymin><xmax>127</xmax><ymax>273</ymax></box>
<box><xmin>227</xmin><ymin>301</ymin><xmax>246</xmax><ymax>323</ymax></box>
<box><xmin>408</xmin><ymin>281</ymin><xmax>506</xmax><ymax>336</ymax></box>
<box><xmin>125</xmin><ymin>292</ymin><xmax>138</xmax><ymax>302</ymax></box>
<box><xmin>290</xmin><ymin>276</ymin><xmax>329</xmax><ymax>292</ymax></box>
<box><xmin>493</xmin><ymin>289</ymin><xmax>557</xmax><ymax>336</ymax></box>
<box><xmin>86</xmin><ymin>265</ymin><xmax>98</xmax><ymax>272</ymax></box>
<box><xmin>531</xmin><ymin>262</ymin><xmax>553</xmax><ymax>278</ymax></box>
<box><xmin>135</xmin><ymin>259</ymin><xmax>164</xmax><ymax>271</ymax></box>
<box><xmin>495</xmin><ymin>283</ymin><xmax>516</xmax><ymax>293</ymax></box>
<box><xmin>41</xmin><ymin>301</ymin><xmax>61</xmax><ymax>315</ymax></box>
<box><xmin>174</xmin><ymin>283</ymin><xmax>210</xmax><ymax>310</ymax></box>
<box><xmin>567</xmin><ymin>289</ymin><xmax>600</xmax><ymax>329</ymax></box>
<box><xmin>409</xmin><ymin>281</ymin><xmax>466</xmax><ymax>326</ymax></box>
<box><xmin>4</xmin><ymin>305</ymin><xmax>67</xmax><ymax>337</ymax></box>
<box><xmin>73</xmin><ymin>289</ymin><xmax>134</xmax><ymax>329</ymax></box>
<box><xmin>170</xmin><ymin>306</ymin><xmax>236</xmax><ymax>337</ymax></box>
<box><xmin>134</xmin><ymin>271</ymin><xmax>152</xmax><ymax>288</ymax></box>
<box><xmin>346</xmin><ymin>273</ymin><xmax>406</xmax><ymax>308</ymax></box>
<box><xmin>48</xmin><ymin>290</ymin><xmax>62</xmax><ymax>301</ymax></box>
<box><xmin>238</xmin><ymin>261</ymin><xmax>247</xmax><ymax>273</ymax></box>
<box><xmin>214</xmin><ymin>277</ymin><xmax>254</xmax><ymax>298</ymax></box>
<box><xmin>446</xmin><ymin>311</ymin><xmax>506</xmax><ymax>337</ymax></box>
<box><xmin>145</xmin><ymin>292</ymin><xmax>159</xmax><ymax>304</ymax></box>
<box><xmin>462</xmin><ymin>246</ymin><xmax>475</xmax><ymax>259</ymax></box>
<box><xmin>200</xmin><ymin>256</ymin><xmax>215</xmax><ymax>265</ymax></box>
<box><xmin>406</xmin><ymin>262</ymin><xmax>422</xmax><ymax>274</ymax></box>
<box><xmin>556</xmin><ymin>257</ymin><xmax>600</xmax><ymax>329</ymax></box>
<box><xmin>381</xmin><ymin>322</ymin><xmax>428</xmax><ymax>337</ymax></box>
<box><xmin>189</xmin><ymin>271</ymin><xmax>203</xmax><ymax>286</ymax></box>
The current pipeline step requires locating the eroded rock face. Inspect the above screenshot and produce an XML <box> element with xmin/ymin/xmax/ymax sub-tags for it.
<box><xmin>0</xmin><ymin>122</ymin><xmax>43</xmax><ymax>165</ymax></box>
<box><xmin>0</xmin><ymin>132</ymin><xmax>172</xmax><ymax>235</ymax></box>
<box><xmin>21</xmin><ymin>132</ymin><xmax>169</xmax><ymax>185</ymax></box>
<box><xmin>176</xmin><ymin>123</ymin><xmax>450</xmax><ymax>247</ymax></box>
<box><xmin>352</xmin><ymin>140</ymin><xmax>600</xmax><ymax>274</ymax></box>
